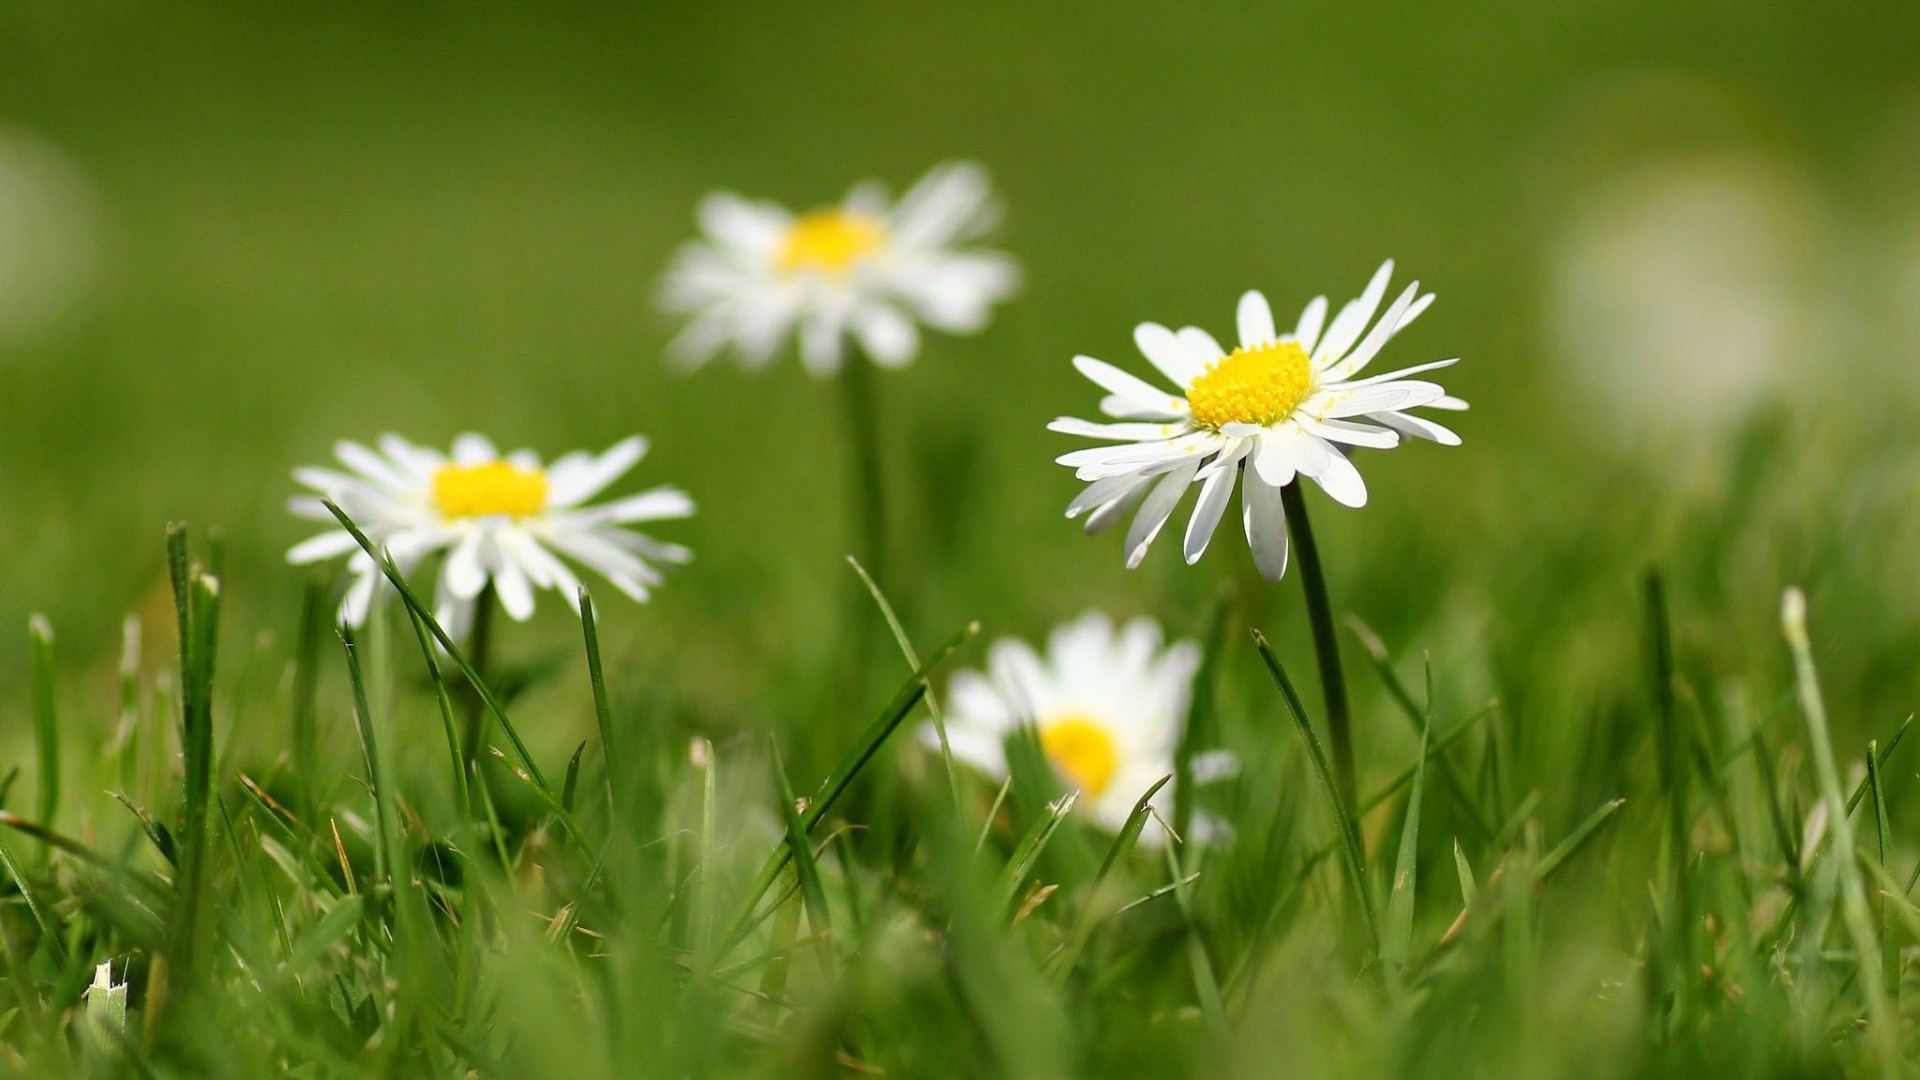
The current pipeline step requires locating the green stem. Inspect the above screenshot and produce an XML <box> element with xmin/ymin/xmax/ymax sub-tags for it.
<box><xmin>841</xmin><ymin>355</ymin><xmax>888</xmax><ymax>591</ymax></box>
<box><xmin>1282</xmin><ymin>483</ymin><xmax>1355</xmax><ymax>812</ymax></box>
<box><xmin>459</xmin><ymin>583</ymin><xmax>497</xmax><ymax>774</ymax></box>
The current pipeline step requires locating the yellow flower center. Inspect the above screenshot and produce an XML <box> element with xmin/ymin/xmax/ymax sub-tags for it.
<box><xmin>1185</xmin><ymin>339</ymin><xmax>1315</xmax><ymax>430</ymax></box>
<box><xmin>431</xmin><ymin>461</ymin><xmax>548</xmax><ymax>520</ymax></box>
<box><xmin>775</xmin><ymin>209</ymin><xmax>887</xmax><ymax>276</ymax></box>
<box><xmin>1039</xmin><ymin>714</ymin><xmax>1120</xmax><ymax>798</ymax></box>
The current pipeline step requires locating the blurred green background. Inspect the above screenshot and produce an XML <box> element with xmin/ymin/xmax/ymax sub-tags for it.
<box><xmin>1</xmin><ymin>0</ymin><xmax>1919</xmax><ymax>771</ymax></box>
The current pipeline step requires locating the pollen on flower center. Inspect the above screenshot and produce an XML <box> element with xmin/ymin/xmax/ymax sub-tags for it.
<box><xmin>1040</xmin><ymin>714</ymin><xmax>1120</xmax><ymax>798</ymax></box>
<box><xmin>775</xmin><ymin>209</ymin><xmax>887</xmax><ymax>276</ymax></box>
<box><xmin>431</xmin><ymin>461</ymin><xmax>548</xmax><ymax>520</ymax></box>
<box><xmin>1185</xmin><ymin>339</ymin><xmax>1315</xmax><ymax>430</ymax></box>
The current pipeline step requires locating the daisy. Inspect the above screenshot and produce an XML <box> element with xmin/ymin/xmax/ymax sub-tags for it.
<box><xmin>658</xmin><ymin>161</ymin><xmax>1020</xmax><ymax>377</ymax></box>
<box><xmin>1050</xmin><ymin>260</ymin><xmax>1466</xmax><ymax>580</ymax></box>
<box><xmin>286</xmin><ymin>432</ymin><xmax>694</xmax><ymax>638</ymax></box>
<box><xmin>927</xmin><ymin>611</ymin><xmax>1228</xmax><ymax>845</ymax></box>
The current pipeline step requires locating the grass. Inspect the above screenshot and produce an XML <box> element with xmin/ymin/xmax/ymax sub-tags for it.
<box><xmin>1</xmin><ymin>8</ymin><xmax>1917</xmax><ymax>1072</ymax></box>
<box><xmin>0</xmin><ymin>456</ymin><xmax>1915</xmax><ymax>1076</ymax></box>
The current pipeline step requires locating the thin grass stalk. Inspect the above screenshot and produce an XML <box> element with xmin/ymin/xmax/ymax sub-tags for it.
<box><xmin>1782</xmin><ymin>588</ymin><xmax>1896</xmax><ymax>1072</ymax></box>
<box><xmin>1281</xmin><ymin>483</ymin><xmax>1354</xmax><ymax>811</ymax></box>
<box><xmin>841</xmin><ymin>352</ymin><xmax>888</xmax><ymax>591</ymax></box>
<box><xmin>579</xmin><ymin>589</ymin><xmax>620</xmax><ymax>814</ymax></box>
<box><xmin>29</xmin><ymin>615</ymin><xmax>58</xmax><ymax>840</ymax></box>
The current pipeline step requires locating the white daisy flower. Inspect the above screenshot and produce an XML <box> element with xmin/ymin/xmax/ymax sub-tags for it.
<box><xmin>286</xmin><ymin>432</ymin><xmax>694</xmax><ymax>637</ymax></box>
<box><xmin>926</xmin><ymin>611</ymin><xmax>1228</xmax><ymax>845</ymax></box>
<box><xmin>1050</xmin><ymin>260</ymin><xmax>1466</xmax><ymax>580</ymax></box>
<box><xmin>658</xmin><ymin>161</ymin><xmax>1020</xmax><ymax>377</ymax></box>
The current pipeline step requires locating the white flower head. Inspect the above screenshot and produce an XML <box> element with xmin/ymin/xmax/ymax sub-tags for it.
<box><xmin>658</xmin><ymin>161</ymin><xmax>1020</xmax><ymax>377</ymax></box>
<box><xmin>926</xmin><ymin>611</ymin><xmax>1229</xmax><ymax>846</ymax></box>
<box><xmin>287</xmin><ymin>432</ymin><xmax>694</xmax><ymax>637</ymax></box>
<box><xmin>1051</xmin><ymin>260</ymin><xmax>1466</xmax><ymax>581</ymax></box>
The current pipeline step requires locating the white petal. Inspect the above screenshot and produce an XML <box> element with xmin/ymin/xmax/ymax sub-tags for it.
<box><xmin>1312</xmin><ymin>380</ymin><xmax>1445</xmax><ymax>419</ymax></box>
<box><xmin>1048</xmin><ymin>416</ymin><xmax>1185</xmax><ymax>441</ymax></box>
<box><xmin>547</xmin><ymin>437</ymin><xmax>649</xmax><ymax>508</ymax></box>
<box><xmin>1293</xmin><ymin>296</ymin><xmax>1329</xmax><ymax>353</ymax></box>
<box><xmin>854</xmin><ymin>304</ymin><xmax>920</xmax><ymax>367</ymax></box>
<box><xmin>494</xmin><ymin>555</ymin><xmax>537</xmax><ymax>621</ymax></box>
<box><xmin>442</xmin><ymin>531</ymin><xmax>489</xmax><ymax>598</ymax></box>
<box><xmin>1343</xmin><ymin>356</ymin><xmax>1458</xmax><ymax>388</ymax></box>
<box><xmin>1182</xmin><ymin>465</ymin><xmax>1236</xmax><ymax>564</ymax></box>
<box><xmin>1084</xmin><ymin>482</ymin><xmax>1151</xmax><ymax>535</ymax></box>
<box><xmin>1375</xmin><ymin>411</ymin><xmax>1462</xmax><ymax>446</ymax></box>
<box><xmin>1311</xmin><ymin>451</ymin><xmax>1368</xmax><ymax>508</ymax></box>
<box><xmin>287</xmin><ymin>530</ymin><xmax>360</xmax><ymax>565</ymax></box>
<box><xmin>571</xmin><ymin>486</ymin><xmax>697</xmax><ymax>525</ymax></box>
<box><xmin>333</xmin><ymin>440</ymin><xmax>413</xmax><ymax>493</ymax></box>
<box><xmin>1250</xmin><ymin>433</ymin><xmax>1299</xmax><ymax>487</ymax></box>
<box><xmin>1322</xmin><ymin>280</ymin><xmax>1420</xmax><ymax>381</ymax></box>
<box><xmin>1066</xmin><ymin>474</ymin><xmax>1151</xmax><ymax>519</ymax></box>
<box><xmin>1242</xmin><ymin>473</ymin><xmax>1290</xmax><ymax>581</ymax></box>
<box><xmin>1074</xmin><ymin>355</ymin><xmax>1179</xmax><ymax>412</ymax></box>
<box><xmin>1133</xmin><ymin>323</ymin><xmax>1205</xmax><ymax>386</ymax></box>
<box><xmin>1123</xmin><ymin>461</ymin><xmax>1201</xmax><ymax>569</ymax></box>
<box><xmin>1236</xmin><ymin>290</ymin><xmax>1276</xmax><ymax>348</ymax></box>
<box><xmin>340</xmin><ymin>569</ymin><xmax>381</xmax><ymax>627</ymax></box>
<box><xmin>1316</xmin><ymin>260</ymin><xmax>1394</xmax><ymax>363</ymax></box>
<box><xmin>1175</xmin><ymin>326</ymin><xmax>1226</xmax><ymax>366</ymax></box>
<box><xmin>1297</xmin><ymin>416</ymin><xmax>1400</xmax><ymax>449</ymax></box>
<box><xmin>451</xmin><ymin>433</ymin><xmax>499</xmax><ymax>465</ymax></box>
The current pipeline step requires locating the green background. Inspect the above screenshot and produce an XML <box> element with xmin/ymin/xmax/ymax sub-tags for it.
<box><xmin>1</xmin><ymin>0</ymin><xmax>1918</xmax><ymax>767</ymax></box>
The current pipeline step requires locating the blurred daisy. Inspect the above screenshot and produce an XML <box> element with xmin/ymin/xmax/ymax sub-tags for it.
<box><xmin>658</xmin><ymin>161</ymin><xmax>1020</xmax><ymax>377</ymax></box>
<box><xmin>927</xmin><ymin>611</ymin><xmax>1228</xmax><ymax>844</ymax></box>
<box><xmin>1051</xmin><ymin>260</ymin><xmax>1465</xmax><ymax>580</ymax></box>
<box><xmin>287</xmin><ymin>433</ymin><xmax>693</xmax><ymax>637</ymax></box>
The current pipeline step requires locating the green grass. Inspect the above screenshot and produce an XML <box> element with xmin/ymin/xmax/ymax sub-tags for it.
<box><xmin>4</xmin><ymin>1</ymin><xmax>1920</xmax><ymax>1075</ymax></box>
<box><xmin>0</xmin><ymin>477</ymin><xmax>1918</xmax><ymax>1075</ymax></box>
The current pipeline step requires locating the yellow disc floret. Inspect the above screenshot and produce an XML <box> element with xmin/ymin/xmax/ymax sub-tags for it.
<box><xmin>775</xmin><ymin>209</ymin><xmax>887</xmax><ymax>276</ymax></box>
<box><xmin>431</xmin><ymin>461</ymin><xmax>549</xmax><ymax>520</ymax></box>
<box><xmin>1040</xmin><ymin>714</ymin><xmax>1121</xmax><ymax>798</ymax></box>
<box><xmin>1184</xmin><ymin>339</ymin><xmax>1315</xmax><ymax>430</ymax></box>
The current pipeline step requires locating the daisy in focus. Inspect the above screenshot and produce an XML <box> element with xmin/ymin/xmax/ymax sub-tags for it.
<box><xmin>658</xmin><ymin>161</ymin><xmax>1020</xmax><ymax>377</ymax></box>
<box><xmin>286</xmin><ymin>433</ymin><xmax>694</xmax><ymax>637</ymax></box>
<box><xmin>927</xmin><ymin>611</ymin><xmax>1227</xmax><ymax>845</ymax></box>
<box><xmin>1051</xmin><ymin>260</ymin><xmax>1465</xmax><ymax>580</ymax></box>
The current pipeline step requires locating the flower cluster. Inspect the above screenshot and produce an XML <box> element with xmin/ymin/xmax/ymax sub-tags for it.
<box><xmin>286</xmin><ymin>161</ymin><xmax>1463</xmax><ymax>845</ymax></box>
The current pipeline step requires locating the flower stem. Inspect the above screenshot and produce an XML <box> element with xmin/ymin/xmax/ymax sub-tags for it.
<box><xmin>459</xmin><ymin>583</ymin><xmax>496</xmax><ymax>774</ymax></box>
<box><xmin>840</xmin><ymin>355</ymin><xmax>888</xmax><ymax>590</ymax></box>
<box><xmin>1282</xmin><ymin>482</ymin><xmax>1354</xmax><ymax>812</ymax></box>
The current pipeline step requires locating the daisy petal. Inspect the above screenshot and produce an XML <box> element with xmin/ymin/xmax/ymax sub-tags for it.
<box><xmin>1236</xmin><ymin>290</ymin><xmax>1276</xmax><ymax>348</ymax></box>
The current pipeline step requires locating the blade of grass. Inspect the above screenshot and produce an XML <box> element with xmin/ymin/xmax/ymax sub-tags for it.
<box><xmin>1533</xmin><ymin>798</ymin><xmax>1626</xmax><ymax>883</ymax></box>
<box><xmin>1867</xmin><ymin>741</ymin><xmax>1898</xmax><ymax>1003</ymax></box>
<box><xmin>1175</xmin><ymin>592</ymin><xmax>1232</xmax><ymax>842</ymax></box>
<box><xmin>1052</xmin><ymin>775</ymin><xmax>1170</xmax><ymax>980</ymax></box>
<box><xmin>718</xmin><ymin>620</ymin><xmax>978</xmax><ymax>956</ymax></box>
<box><xmin>1346</xmin><ymin>616</ymin><xmax>1496</xmax><ymax>840</ymax></box>
<box><xmin>999</xmin><ymin>793</ymin><xmax>1078</xmax><ymax>921</ymax></box>
<box><xmin>847</xmin><ymin>556</ymin><xmax>960</xmax><ymax>819</ymax></box>
<box><xmin>399</xmin><ymin>602</ymin><xmax>472</xmax><ymax>822</ymax></box>
<box><xmin>1782</xmin><ymin>588</ymin><xmax>1895</xmax><ymax>1071</ymax></box>
<box><xmin>162</xmin><ymin>525</ymin><xmax>221</xmax><ymax>994</ymax></box>
<box><xmin>578</xmin><ymin>589</ymin><xmax>619</xmax><ymax>813</ymax></box>
<box><xmin>322</xmin><ymin>501</ymin><xmax>581</xmax><ymax>842</ymax></box>
<box><xmin>28</xmin><ymin>616</ymin><xmax>57</xmax><ymax>843</ymax></box>
<box><xmin>290</xmin><ymin>573</ymin><xmax>326</xmax><ymax>818</ymax></box>
<box><xmin>771</xmin><ymin>739</ymin><xmax>834</xmax><ymax>976</ymax></box>
<box><xmin>1252</xmin><ymin>628</ymin><xmax>1377</xmax><ymax>951</ymax></box>
<box><xmin>1453</xmin><ymin>839</ymin><xmax>1476</xmax><ymax>909</ymax></box>
<box><xmin>1381</xmin><ymin>666</ymin><xmax>1432</xmax><ymax>967</ymax></box>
